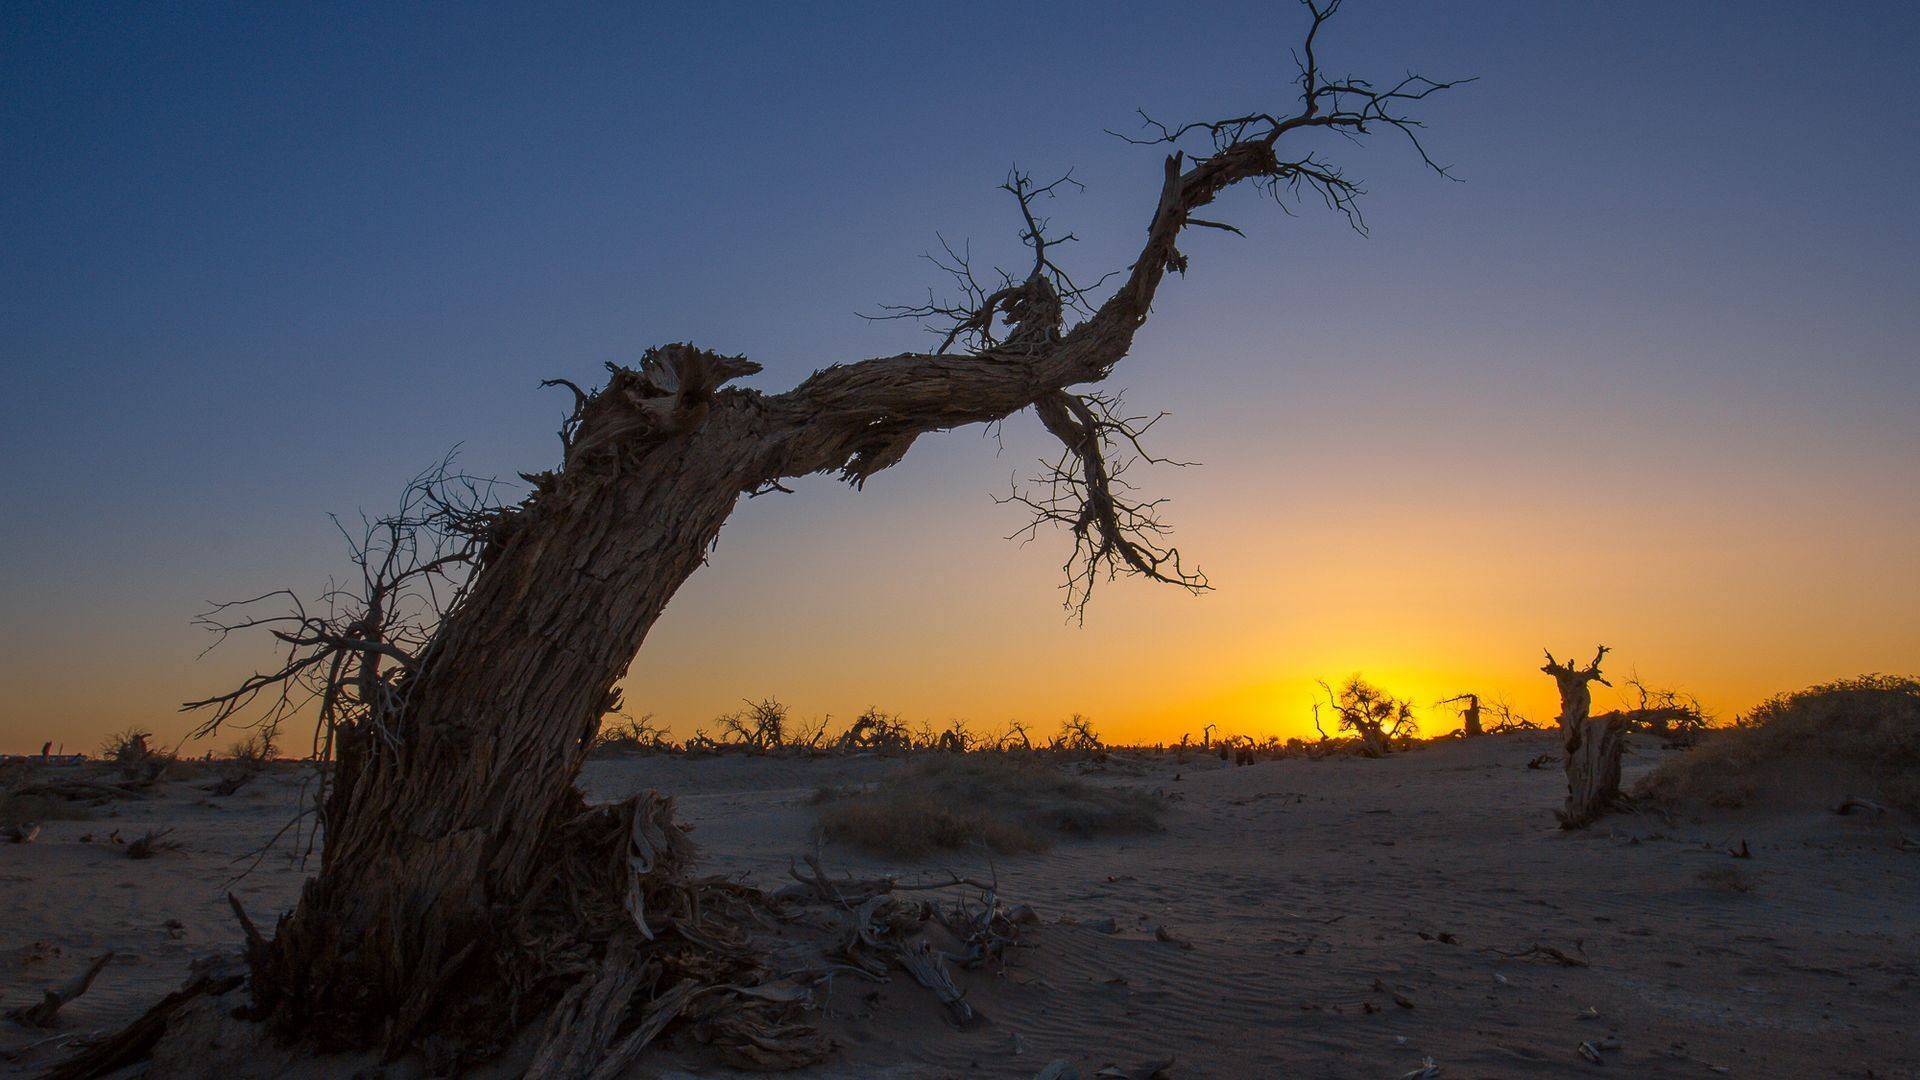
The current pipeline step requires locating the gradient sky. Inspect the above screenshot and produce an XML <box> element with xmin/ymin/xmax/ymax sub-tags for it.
<box><xmin>3</xmin><ymin>1</ymin><xmax>1917</xmax><ymax>754</ymax></box>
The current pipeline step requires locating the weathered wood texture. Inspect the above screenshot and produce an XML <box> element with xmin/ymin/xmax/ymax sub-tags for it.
<box><xmin>1542</xmin><ymin>647</ymin><xmax>1626</xmax><ymax>828</ymax></box>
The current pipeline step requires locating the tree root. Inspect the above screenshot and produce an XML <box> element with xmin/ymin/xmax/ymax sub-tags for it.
<box><xmin>47</xmin><ymin>793</ymin><xmax>1029</xmax><ymax>1077</ymax></box>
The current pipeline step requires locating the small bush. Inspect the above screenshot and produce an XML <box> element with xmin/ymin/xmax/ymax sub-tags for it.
<box><xmin>592</xmin><ymin>713</ymin><xmax>673</xmax><ymax>754</ymax></box>
<box><xmin>100</xmin><ymin>727</ymin><xmax>156</xmax><ymax>764</ymax></box>
<box><xmin>226</xmin><ymin>730</ymin><xmax>278</xmax><ymax>766</ymax></box>
<box><xmin>99</xmin><ymin>726</ymin><xmax>175</xmax><ymax>784</ymax></box>
<box><xmin>817</xmin><ymin>755</ymin><xmax>1163</xmax><ymax>858</ymax></box>
<box><xmin>1636</xmin><ymin>675</ymin><xmax>1920</xmax><ymax>814</ymax></box>
<box><xmin>1695</xmin><ymin>865</ymin><xmax>1756</xmax><ymax>893</ymax></box>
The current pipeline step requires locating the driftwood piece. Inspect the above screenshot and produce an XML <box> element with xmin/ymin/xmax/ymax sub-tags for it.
<box><xmin>126</xmin><ymin>828</ymin><xmax>178</xmax><ymax>859</ymax></box>
<box><xmin>894</xmin><ymin>938</ymin><xmax>981</xmax><ymax>1028</ymax></box>
<box><xmin>7</xmin><ymin>952</ymin><xmax>114</xmax><ymax>1028</ymax></box>
<box><xmin>1489</xmin><ymin>942</ymin><xmax>1590</xmax><ymax>967</ymax></box>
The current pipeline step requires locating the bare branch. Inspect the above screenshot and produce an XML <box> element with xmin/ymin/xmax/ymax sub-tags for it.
<box><xmin>1001</xmin><ymin>390</ymin><xmax>1208</xmax><ymax>618</ymax></box>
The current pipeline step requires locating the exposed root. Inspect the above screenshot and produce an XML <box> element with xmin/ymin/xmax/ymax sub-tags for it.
<box><xmin>50</xmin><ymin>795</ymin><xmax>1031</xmax><ymax>1076</ymax></box>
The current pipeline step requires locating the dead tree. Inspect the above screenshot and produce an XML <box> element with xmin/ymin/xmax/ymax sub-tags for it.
<box><xmin>717</xmin><ymin>697</ymin><xmax>791</xmax><ymax>751</ymax></box>
<box><xmin>1319</xmin><ymin>676</ymin><xmax>1418</xmax><ymax>757</ymax></box>
<box><xmin>128</xmin><ymin>4</ymin><xmax>1464</xmax><ymax>1070</ymax></box>
<box><xmin>1481</xmin><ymin>697</ymin><xmax>1540</xmax><ymax>733</ymax></box>
<box><xmin>837</xmin><ymin>707</ymin><xmax>912</xmax><ymax>753</ymax></box>
<box><xmin>1436</xmin><ymin>692</ymin><xmax>1483</xmax><ymax>737</ymax></box>
<box><xmin>1049</xmin><ymin>714</ymin><xmax>1106</xmax><ymax>754</ymax></box>
<box><xmin>1618</xmin><ymin>675</ymin><xmax>1710</xmax><ymax>746</ymax></box>
<box><xmin>1542</xmin><ymin>646</ymin><xmax>1627</xmax><ymax>828</ymax></box>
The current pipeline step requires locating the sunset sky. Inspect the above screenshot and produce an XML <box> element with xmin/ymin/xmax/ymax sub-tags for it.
<box><xmin>3</xmin><ymin>1</ymin><xmax>1916</xmax><ymax>754</ymax></box>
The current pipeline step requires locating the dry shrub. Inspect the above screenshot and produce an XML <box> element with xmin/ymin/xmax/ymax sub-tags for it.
<box><xmin>99</xmin><ymin>726</ymin><xmax>178</xmax><ymax>784</ymax></box>
<box><xmin>226</xmin><ymin>730</ymin><xmax>278</xmax><ymax>766</ymax></box>
<box><xmin>1695</xmin><ymin>865</ymin><xmax>1756</xmax><ymax>893</ymax></box>
<box><xmin>1636</xmin><ymin>675</ymin><xmax>1920</xmax><ymax>814</ymax></box>
<box><xmin>591</xmin><ymin>712</ymin><xmax>673</xmax><ymax>754</ymax></box>
<box><xmin>818</xmin><ymin>755</ymin><xmax>1163</xmax><ymax>858</ymax></box>
<box><xmin>100</xmin><ymin>726</ymin><xmax>156</xmax><ymax>763</ymax></box>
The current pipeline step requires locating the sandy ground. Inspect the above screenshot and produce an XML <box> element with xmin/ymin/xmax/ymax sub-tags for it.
<box><xmin>3</xmin><ymin>733</ymin><xmax>1916</xmax><ymax>1078</ymax></box>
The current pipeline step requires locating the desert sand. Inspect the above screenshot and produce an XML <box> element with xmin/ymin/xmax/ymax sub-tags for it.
<box><xmin>4</xmin><ymin>733</ymin><xmax>1916</xmax><ymax>1078</ymax></box>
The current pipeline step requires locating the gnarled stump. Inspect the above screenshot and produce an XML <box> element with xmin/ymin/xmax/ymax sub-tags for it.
<box><xmin>1542</xmin><ymin>646</ymin><xmax>1626</xmax><ymax>829</ymax></box>
<box><xmin>1557</xmin><ymin>711</ymin><xmax>1628</xmax><ymax>828</ymax></box>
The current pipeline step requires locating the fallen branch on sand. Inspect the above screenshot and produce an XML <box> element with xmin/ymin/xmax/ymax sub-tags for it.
<box><xmin>7</xmin><ymin>952</ymin><xmax>115</xmax><ymax>1028</ymax></box>
<box><xmin>780</xmin><ymin>851</ymin><xmax>996</xmax><ymax>906</ymax></box>
<box><xmin>1487</xmin><ymin>942</ymin><xmax>1590</xmax><ymax>967</ymax></box>
<box><xmin>1835</xmin><ymin>796</ymin><xmax>1888</xmax><ymax>817</ymax></box>
<box><xmin>125</xmin><ymin>828</ymin><xmax>179</xmax><ymax>860</ymax></box>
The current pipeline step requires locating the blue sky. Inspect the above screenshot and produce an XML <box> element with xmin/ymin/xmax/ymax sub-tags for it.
<box><xmin>3</xmin><ymin>2</ymin><xmax>1917</xmax><ymax>750</ymax></box>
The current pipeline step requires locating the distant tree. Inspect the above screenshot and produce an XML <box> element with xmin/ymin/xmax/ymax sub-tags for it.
<box><xmin>1319</xmin><ymin>676</ymin><xmax>1418</xmax><ymax>757</ymax></box>
<box><xmin>837</xmin><ymin>707</ymin><xmax>912</xmax><ymax>753</ymax></box>
<box><xmin>1619</xmin><ymin>675</ymin><xmax>1710</xmax><ymax>745</ymax></box>
<box><xmin>1050</xmin><ymin>714</ymin><xmax>1106</xmax><ymax>754</ymax></box>
<box><xmin>1436</xmin><ymin>692</ymin><xmax>1484</xmax><ymax>737</ymax></box>
<box><xmin>717</xmin><ymin>697</ymin><xmax>790</xmax><ymax>750</ymax></box>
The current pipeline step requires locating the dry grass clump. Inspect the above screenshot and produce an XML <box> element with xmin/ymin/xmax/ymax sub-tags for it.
<box><xmin>1695</xmin><ymin>865</ymin><xmax>1756</xmax><ymax>893</ymax></box>
<box><xmin>817</xmin><ymin>755</ymin><xmax>1163</xmax><ymax>858</ymax></box>
<box><xmin>1636</xmin><ymin>675</ymin><xmax>1920</xmax><ymax>814</ymax></box>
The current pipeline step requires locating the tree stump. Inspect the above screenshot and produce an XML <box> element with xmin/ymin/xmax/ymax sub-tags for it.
<box><xmin>1542</xmin><ymin>646</ymin><xmax>1626</xmax><ymax>829</ymax></box>
<box><xmin>1557</xmin><ymin>711</ymin><xmax>1628</xmax><ymax>828</ymax></box>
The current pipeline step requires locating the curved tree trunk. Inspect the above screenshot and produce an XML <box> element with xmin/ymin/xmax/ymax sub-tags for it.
<box><xmin>1356</xmin><ymin>721</ymin><xmax>1391</xmax><ymax>758</ymax></box>
<box><xmin>248</xmin><ymin>131</ymin><xmax>1324</xmax><ymax>1052</ymax></box>
<box><xmin>111</xmin><ymin>10</ymin><xmax>1465</xmax><ymax>1066</ymax></box>
<box><xmin>254</xmin><ymin>398</ymin><xmax>768</xmax><ymax>1052</ymax></box>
